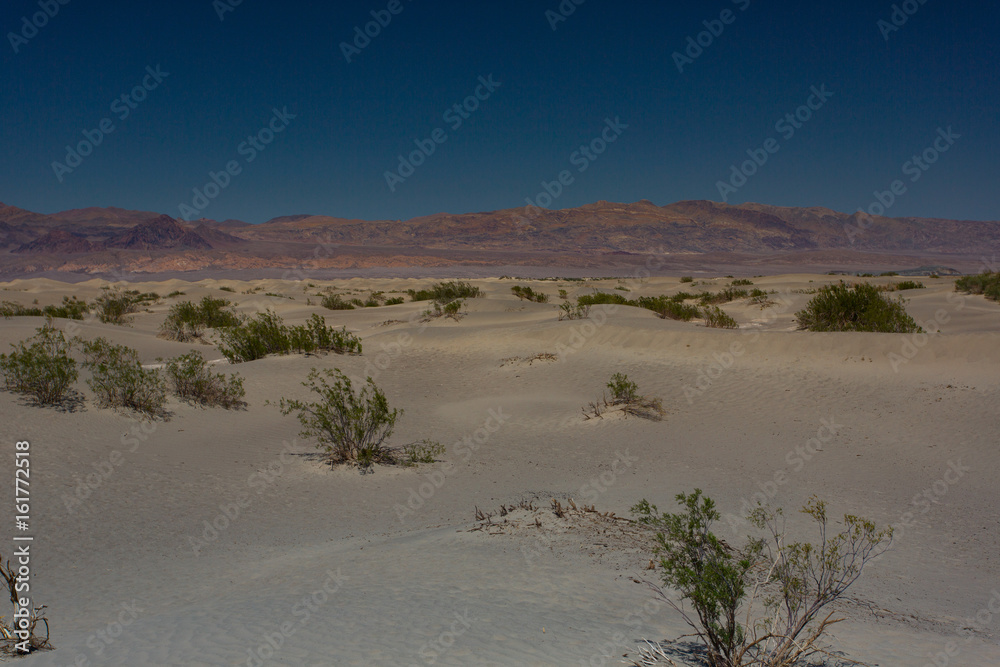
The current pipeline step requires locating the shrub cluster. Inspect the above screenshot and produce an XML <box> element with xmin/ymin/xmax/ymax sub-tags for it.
<box><xmin>703</xmin><ymin>306</ymin><xmax>739</xmax><ymax>329</ymax></box>
<box><xmin>584</xmin><ymin>372</ymin><xmax>664</xmax><ymax>421</ymax></box>
<box><xmin>576</xmin><ymin>291</ymin><xmax>702</xmax><ymax>321</ymax></box>
<box><xmin>407</xmin><ymin>281</ymin><xmax>481</xmax><ymax>302</ymax></box>
<box><xmin>557</xmin><ymin>302</ymin><xmax>590</xmax><ymax>320</ymax></box>
<box><xmin>0</xmin><ymin>296</ymin><xmax>90</xmax><ymax>320</ymax></box>
<box><xmin>795</xmin><ymin>281</ymin><xmax>921</xmax><ymax>333</ymax></box>
<box><xmin>164</xmin><ymin>351</ymin><xmax>245</xmax><ymax>409</ymax></box>
<box><xmin>510</xmin><ymin>285</ymin><xmax>549</xmax><ymax>303</ymax></box>
<box><xmin>956</xmin><ymin>271</ymin><xmax>1000</xmax><ymax>301</ymax></box>
<box><xmin>885</xmin><ymin>280</ymin><xmax>925</xmax><ymax>291</ymax></box>
<box><xmin>699</xmin><ymin>287</ymin><xmax>749</xmax><ymax>306</ymax></box>
<box><xmin>160</xmin><ymin>297</ymin><xmax>240</xmax><ymax>341</ymax></box>
<box><xmin>219</xmin><ymin>312</ymin><xmax>362</xmax><ymax>363</ymax></box>
<box><xmin>321</xmin><ymin>291</ymin><xmax>405</xmax><ymax>310</ymax></box>
<box><xmin>0</xmin><ymin>323</ymin><xmax>78</xmax><ymax>405</ymax></box>
<box><xmin>82</xmin><ymin>338</ymin><xmax>167</xmax><ymax>417</ymax></box>
<box><xmin>94</xmin><ymin>287</ymin><xmax>158</xmax><ymax>325</ymax></box>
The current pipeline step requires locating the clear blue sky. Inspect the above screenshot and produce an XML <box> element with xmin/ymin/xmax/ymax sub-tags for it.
<box><xmin>2</xmin><ymin>0</ymin><xmax>997</xmax><ymax>223</ymax></box>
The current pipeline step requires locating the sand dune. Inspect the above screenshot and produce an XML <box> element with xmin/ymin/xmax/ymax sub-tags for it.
<box><xmin>0</xmin><ymin>275</ymin><xmax>997</xmax><ymax>665</ymax></box>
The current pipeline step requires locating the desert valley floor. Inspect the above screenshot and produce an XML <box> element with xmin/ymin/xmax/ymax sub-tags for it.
<box><xmin>0</xmin><ymin>274</ymin><xmax>998</xmax><ymax>666</ymax></box>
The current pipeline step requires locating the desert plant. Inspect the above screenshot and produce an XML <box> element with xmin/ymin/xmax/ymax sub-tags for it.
<box><xmin>795</xmin><ymin>281</ymin><xmax>921</xmax><ymax>333</ymax></box>
<box><xmin>385</xmin><ymin>296</ymin><xmax>405</xmax><ymax>306</ymax></box>
<box><xmin>680</xmin><ymin>276</ymin><xmax>694</xmax><ymax>283</ymax></box>
<box><xmin>81</xmin><ymin>338</ymin><xmax>166</xmax><ymax>417</ymax></box>
<box><xmin>407</xmin><ymin>281</ymin><xmax>481</xmax><ymax>302</ymax></box>
<box><xmin>219</xmin><ymin>286</ymin><xmax>235</xmax><ymax>292</ymax></box>
<box><xmin>1</xmin><ymin>296</ymin><xmax>91</xmax><ymax>321</ymax></box>
<box><xmin>511</xmin><ymin>285</ymin><xmax>550</xmax><ymax>303</ymax></box>
<box><xmin>607</xmin><ymin>372</ymin><xmax>639</xmax><ymax>403</ymax></box>
<box><xmin>164</xmin><ymin>351</ymin><xmax>245</xmax><ymax>409</ymax></box>
<box><xmin>630</xmin><ymin>490</ymin><xmax>892</xmax><ymax>667</ymax></box>
<box><xmin>635</xmin><ymin>296</ymin><xmax>700</xmax><ymax>321</ymax></box>
<box><xmin>558</xmin><ymin>289</ymin><xmax>568</xmax><ymax>300</ymax></box>
<box><xmin>557</xmin><ymin>302</ymin><xmax>590</xmax><ymax>321</ymax></box>
<box><xmin>401</xmin><ymin>440</ymin><xmax>445</xmax><ymax>466</ymax></box>
<box><xmin>278</xmin><ymin>368</ymin><xmax>401</xmax><ymax>467</ymax></box>
<box><xmin>159</xmin><ymin>296</ymin><xmax>240</xmax><ymax>342</ymax></box>
<box><xmin>94</xmin><ymin>287</ymin><xmax>142</xmax><ymax>325</ymax></box>
<box><xmin>955</xmin><ymin>271</ymin><xmax>1000</xmax><ymax>302</ymax></box>
<box><xmin>889</xmin><ymin>280</ymin><xmax>925</xmax><ymax>291</ymax></box>
<box><xmin>731</xmin><ymin>278</ymin><xmax>754</xmax><ymax>286</ymax></box>
<box><xmin>584</xmin><ymin>374</ymin><xmax>664</xmax><ymax>421</ymax></box>
<box><xmin>1</xmin><ymin>554</ymin><xmax>52</xmax><ymax>655</ymax></box>
<box><xmin>703</xmin><ymin>306</ymin><xmax>739</xmax><ymax>329</ymax></box>
<box><xmin>577</xmin><ymin>292</ymin><xmax>630</xmax><ymax>306</ymax></box>
<box><xmin>0</xmin><ymin>323</ymin><xmax>78</xmax><ymax>406</ymax></box>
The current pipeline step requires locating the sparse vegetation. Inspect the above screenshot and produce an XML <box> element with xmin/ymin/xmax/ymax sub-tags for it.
<box><xmin>730</xmin><ymin>278</ymin><xmax>754</xmax><ymax>286</ymax></box>
<box><xmin>795</xmin><ymin>282</ymin><xmax>921</xmax><ymax>333</ymax></box>
<box><xmin>510</xmin><ymin>285</ymin><xmax>550</xmax><ymax>303</ymax></box>
<box><xmin>401</xmin><ymin>440</ymin><xmax>445</xmax><ymax>466</ymax></box>
<box><xmin>0</xmin><ymin>296</ymin><xmax>89</xmax><ymax>320</ymax></box>
<box><xmin>557</xmin><ymin>302</ymin><xmax>590</xmax><ymax>320</ymax></box>
<box><xmin>703</xmin><ymin>306</ymin><xmax>739</xmax><ymax>329</ymax></box>
<box><xmin>320</xmin><ymin>293</ymin><xmax>355</xmax><ymax>310</ymax></box>
<box><xmin>218</xmin><ymin>286</ymin><xmax>235</xmax><ymax>292</ymax></box>
<box><xmin>407</xmin><ymin>281</ymin><xmax>482</xmax><ymax>302</ymax></box>
<box><xmin>577</xmin><ymin>292</ymin><xmax>629</xmax><ymax>307</ymax></box>
<box><xmin>630</xmin><ymin>490</ymin><xmax>892</xmax><ymax>667</ymax></box>
<box><xmin>634</xmin><ymin>296</ymin><xmax>700</xmax><ymax>321</ymax></box>
<box><xmin>887</xmin><ymin>280</ymin><xmax>925</xmax><ymax>291</ymax></box>
<box><xmin>680</xmin><ymin>276</ymin><xmax>694</xmax><ymax>283</ymax></box>
<box><xmin>956</xmin><ymin>271</ymin><xmax>1000</xmax><ymax>302</ymax></box>
<box><xmin>159</xmin><ymin>297</ymin><xmax>240</xmax><ymax>342</ymax></box>
<box><xmin>164</xmin><ymin>351</ymin><xmax>246</xmax><ymax>409</ymax></box>
<box><xmin>278</xmin><ymin>368</ymin><xmax>401</xmax><ymax>468</ymax></box>
<box><xmin>94</xmin><ymin>287</ymin><xmax>144</xmax><ymax>325</ymax></box>
<box><xmin>0</xmin><ymin>323</ymin><xmax>78</xmax><ymax>406</ymax></box>
<box><xmin>423</xmin><ymin>299</ymin><xmax>465</xmax><ymax>321</ymax></box>
<box><xmin>583</xmin><ymin>373</ymin><xmax>664</xmax><ymax>421</ymax></box>
<box><xmin>81</xmin><ymin>338</ymin><xmax>166</xmax><ymax>417</ymax></box>
<box><xmin>218</xmin><ymin>312</ymin><xmax>362</xmax><ymax>363</ymax></box>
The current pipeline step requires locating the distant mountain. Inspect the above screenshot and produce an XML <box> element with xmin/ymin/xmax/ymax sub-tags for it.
<box><xmin>104</xmin><ymin>215</ymin><xmax>213</xmax><ymax>251</ymax></box>
<box><xmin>0</xmin><ymin>199</ymin><xmax>996</xmax><ymax>277</ymax></box>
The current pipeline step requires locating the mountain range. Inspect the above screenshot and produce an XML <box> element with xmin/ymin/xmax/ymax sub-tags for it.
<box><xmin>0</xmin><ymin>200</ymin><xmax>996</xmax><ymax>278</ymax></box>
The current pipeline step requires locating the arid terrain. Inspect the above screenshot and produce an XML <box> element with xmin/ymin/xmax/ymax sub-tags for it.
<box><xmin>0</xmin><ymin>273</ymin><xmax>997</xmax><ymax>666</ymax></box>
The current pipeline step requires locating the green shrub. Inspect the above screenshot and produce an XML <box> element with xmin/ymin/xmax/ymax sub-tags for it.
<box><xmin>160</xmin><ymin>297</ymin><xmax>240</xmax><ymax>341</ymax></box>
<box><xmin>680</xmin><ymin>276</ymin><xmax>694</xmax><ymax>283</ymax></box>
<box><xmin>219</xmin><ymin>286</ymin><xmax>235</xmax><ymax>293</ymax></box>
<box><xmin>219</xmin><ymin>312</ymin><xmax>362</xmax><ymax>363</ymax></box>
<box><xmin>703</xmin><ymin>306</ymin><xmax>739</xmax><ymax>329</ymax></box>
<box><xmin>511</xmin><ymin>285</ymin><xmax>550</xmax><ymax>303</ymax></box>
<box><xmin>401</xmin><ymin>440</ymin><xmax>445</xmax><ymax>466</ymax></box>
<box><xmin>558</xmin><ymin>289</ymin><xmax>568</xmax><ymax>300</ymax></box>
<box><xmin>385</xmin><ymin>296</ymin><xmax>405</xmax><ymax>306</ymax></box>
<box><xmin>577</xmin><ymin>292</ymin><xmax>629</xmax><ymax>306</ymax></box>
<box><xmin>94</xmin><ymin>287</ymin><xmax>142</xmax><ymax>325</ymax></box>
<box><xmin>879</xmin><ymin>271</ymin><xmax>899</xmax><ymax>277</ymax></box>
<box><xmin>407</xmin><ymin>281</ymin><xmax>482</xmax><ymax>302</ymax></box>
<box><xmin>164</xmin><ymin>351</ymin><xmax>245</xmax><ymax>409</ymax></box>
<box><xmin>607</xmin><ymin>373</ymin><xmax>638</xmax><ymax>403</ymax></box>
<box><xmin>730</xmin><ymin>278</ymin><xmax>754</xmax><ymax>286</ymax></box>
<box><xmin>0</xmin><ymin>323</ymin><xmax>78</xmax><ymax>406</ymax></box>
<box><xmin>631</xmin><ymin>490</ymin><xmax>891</xmax><ymax>667</ymax></box>
<box><xmin>1</xmin><ymin>296</ymin><xmax>90</xmax><ymax>320</ymax></box>
<box><xmin>955</xmin><ymin>271</ymin><xmax>1000</xmax><ymax>302</ymax></box>
<box><xmin>700</xmin><ymin>288</ymin><xmax>749</xmax><ymax>306</ymax></box>
<box><xmin>167</xmin><ymin>291</ymin><xmax>185</xmax><ymax>298</ymax></box>
<box><xmin>81</xmin><ymin>338</ymin><xmax>166</xmax><ymax>416</ymax></box>
<box><xmin>795</xmin><ymin>281</ymin><xmax>921</xmax><ymax>333</ymax></box>
<box><xmin>278</xmin><ymin>368</ymin><xmax>401</xmax><ymax>467</ymax></box>
<box><xmin>635</xmin><ymin>296</ymin><xmax>700</xmax><ymax>321</ymax></box>
<box><xmin>892</xmin><ymin>280</ymin><xmax>925</xmax><ymax>291</ymax></box>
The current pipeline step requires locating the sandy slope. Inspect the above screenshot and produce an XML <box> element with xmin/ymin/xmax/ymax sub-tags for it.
<box><xmin>0</xmin><ymin>275</ymin><xmax>997</xmax><ymax>666</ymax></box>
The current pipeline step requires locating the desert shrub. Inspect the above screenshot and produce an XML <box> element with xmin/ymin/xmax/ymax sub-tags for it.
<box><xmin>160</xmin><ymin>297</ymin><xmax>240</xmax><ymax>341</ymax></box>
<box><xmin>680</xmin><ymin>276</ymin><xmax>694</xmax><ymax>283</ymax></box>
<box><xmin>1</xmin><ymin>296</ymin><xmax>90</xmax><ymax>320</ymax></box>
<box><xmin>730</xmin><ymin>278</ymin><xmax>754</xmax><ymax>286</ymax></box>
<box><xmin>558</xmin><ymin>289</ymin><xmax>568</xmax><ymax>300</ymax></box>
<box><xmin>81</xmin><ymin>338</ymin><xmax>166</xmax><ymax>417</ymax></box>
<box><xmin>607</xmin><ymin>372</ymin><xmax>638</xmax><ymax>403</ymax></box>
<box><xmin>635</xmin><ymin>296</ymin><xmax>700</xmax><ymax>321</ymax></box>
<box><xmin>164</xmin><ymin>351</ymin><xmax>245</xmax><ymax>409</ymax></box>
<box><xmin>219</xmin><ymin>312</ymin><xmax>361</xmax><ymax>363</ymax></box>
<box><xmin>0</xmin><ymin>323</ymin><xmax>78</xmax><ymax>406</ymax></box>
<box><xmin>703</xmin><ymin>306</ymin><xmax>739</xmax><ymax>329</ymax></box>
<box><xmin>879</xmin><ymin>271</ymin><xmax>899</xmax><ymax>277</ymax></box>
<box><xmin>630</xmin><ymin>490</ymin><xmax>891</xmax><ymax>667</ymax></box>
<box><xmin>511</xmin><ymin>285</ymin><xmax>550</xmax><ymax>303</ymax></box>
<box><xmin>1</xmin><ymin>554</ymin><xmax>52</xmax><ymax>655</ymax></box>
<box><xmin>385</xmin><ymin>296</ymin><xmax>405</xmax><ymax>305</ymax></box>
<box><xmin>408</xmin><ymin>281</ymin><xmax>481</xmax><ymax>302</ymax></box>
<box><xmin>670</xmin><ymin>291</ymin><xmax>695</xmax><ymax>302</ymax></box>
<box><xmin>167</xmin><ymin>291</ymin><xmax>185</xmax><ymax>298</ymax></box>
<box><xmin>94</xmin><ymin>287</ymin><xmax>142</xmax><ymax>325</ymax></box>
<box><xmin>219</xmin><ymin>286</ymin><xmax>235</xmax><ymax>292</ymax></box>
<box><xmin>577</xmin><ymin>292</ymin><xmax>629</xmax><ymax>306</ymax></box>
<box><xmin>955</xmin><ymin>271</ymin><xmax>1000</xmax><ymax>302</ymax></box>
<box><xmin>700</xmin><ymin>287</ymin><xmax>749</xmax><ymax>306</ymax></box>
<box><xmin>401</xmin><ymin>440</ymin><xmax>445</xmax><ymax>466</ymax></box>
<box><xmin>557</xmin><ymin>302</ymin><xmax>590</xmax><ymax>320</ymax></box>
<box><xmin>891</xmin><ymin>280</ymin><xmax>925</xmax><ymax>291</ymax></box>
<box><xmin>795</xmin><ymin>281</ymin><xmax>921</xmax><ymax>333</ymax></box>
<box><xmin>278</xmin><ymin>368</ymin><xmax>401</xmax><ymax>467</ymax></box>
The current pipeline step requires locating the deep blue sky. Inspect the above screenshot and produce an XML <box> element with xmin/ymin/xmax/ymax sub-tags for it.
<box><xmin>2</xmin><ymin>0</ymin><xmax>997</xmax><ymax>223</ymax></box>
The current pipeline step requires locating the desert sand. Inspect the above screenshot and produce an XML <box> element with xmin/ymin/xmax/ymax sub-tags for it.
<box><xmin>0</xmin><ymin>273</ymin><xmax>998</xmax><ymax>666</ymax></box>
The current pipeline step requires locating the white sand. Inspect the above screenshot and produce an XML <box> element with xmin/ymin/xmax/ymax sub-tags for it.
<box><xmin>0</xmin><ymin>274</ymin><xmax>997</xmax><ymax>665</ymax></box>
